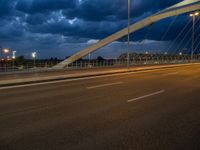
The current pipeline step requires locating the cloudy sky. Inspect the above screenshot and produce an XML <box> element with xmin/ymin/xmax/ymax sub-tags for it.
<box><xmin>0</xmin><ymin>0</ymin><xmax>195</xmax><ymax>59</ymax></box>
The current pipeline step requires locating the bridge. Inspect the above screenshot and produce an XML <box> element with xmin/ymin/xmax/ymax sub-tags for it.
<box><xmin>53</xmin><ymin>0</ymin><xmax>200</xmax><ymax>69</ymax></box>
<box><xmin>1</xmin><ymin>1</ymin><xmax>200</xmax><ymax>150</ymax></box>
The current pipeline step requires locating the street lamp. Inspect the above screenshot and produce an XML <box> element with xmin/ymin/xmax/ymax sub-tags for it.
<box><xmin>145</xmin><ymin>51</ymin><xmax>149</xmax><ymax>64</ymax></box>
<box><xmin>190</xmin><ymin>12</ymin><xmax>199</xmax><ymax>62</ymax></box>
<box><xmin>127</xmin><ymin>0</ymin><xmax>131</xmax><ymax>68</ymax></box>
<box><xmin>31</xmin><ymin>52</ymin><xmax>37</xmax><ymax>67</ymax></box>
<box><xmin>2</xmin><ymin>48</ymin><xmax>10</xmax><ymax>69</ymax></box>
<box><xmin>12</xmin><ymin>51</ymin><xmax>16</xmax><ymax>69</ymax></box>
<box><xmin>12</xmin><ymin>51</ymin><xmax>16</xmax><ymax>59</ymax></box>
<box><xmin>89</xmin><ymin>53</ymin><xmax>91</xmax><ymax>68</ymax></box>
<box><xmin>3</xmin><ymin>48</ymin><xmax>10</xmax><ymax>54</ymax></box>
<box><xmin>3</xmin><ymin>49</ymin><xmax>10</xmax><ymax>62</ymax></box>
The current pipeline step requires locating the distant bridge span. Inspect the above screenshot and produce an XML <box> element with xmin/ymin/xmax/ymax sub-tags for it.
<box><xmin>54</xmin><ymin>0</ymin><xmax>200</xmax><ymax>69</ymax></box>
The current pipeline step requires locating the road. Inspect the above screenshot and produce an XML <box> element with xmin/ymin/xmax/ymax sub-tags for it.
<box><xmin>0</xmin><ymin>65</ymin><xmax>200</xmax><ymax>150</ymax></box>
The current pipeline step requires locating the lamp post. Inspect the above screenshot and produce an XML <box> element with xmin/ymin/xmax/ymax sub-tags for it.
<box><xmin>190</xmin><ymin>12</ymin><xmax>199</xmax><ymax>62</ymax></box>
<box><xmin>3</xmin><ymin>48</ymin><xmax>10</xmax><ymax>61</ymax></box>
<box><xmin>89</xmin><ymin>53</ymin><xmax>91</xmax><ymax>68</ymax></box>
<box><xmin>127</xmin><ymin>0</ymin><xmax>131</xmax><ymax>68</ymax></box>
<box><xmin>3</xmin><ymin>48</ymin><xmax>10</xmax><ymax>69</ymax></box>
<box><xmin>12</xmin><ymin>51</ymin><xmax>16</xmax><ymax>69</ymax></box>
<box><xmin>31</xmin><ymin>52</ymin><xmax>36</xmax><ymax>67</ymax></box>
<box><xmin>145</xmin><ymin>51</ymin><xmax>148</xmax><ymax>64</ymax></box>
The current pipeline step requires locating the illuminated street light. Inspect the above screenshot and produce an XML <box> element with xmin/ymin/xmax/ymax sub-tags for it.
<box><xmin>189</xmin><ymin>12</ymin><xmax>199</xmax><ymax>17</ymax></box>
<box><xmin>3</xmin><ymin>48</ymin><xmax>9</xmax><ymax>54</ymax></box>
<box><xmin>32</xmin><ymin>52</ymin><xmax>36</xmax><ymax>58</ymax></box>
<box><xmin>190</xmin><ymin>12</ymin><xmax>199</xmax><ymax>62</ymax></box>
<box><xmin>12</xmin><ymin>51</ymin><xmax>16</xmax><ymax>59</ymax></box>
<box><xmin>32</xmin><ymin>52</ymin><xmax>37</xmax><ymax>67</ymax></box>
<box><xmin>2</xmin><ymin>48</ymin><xmax>10</xmax><ymax>62</ymax></box>
<box><xmin>12</xmin><ymin>51</ymin><xmax>16</xmax><ymax>69</ymax></box>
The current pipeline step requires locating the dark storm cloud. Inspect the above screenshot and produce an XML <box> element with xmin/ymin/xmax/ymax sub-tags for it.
<box><xmin>0</xmin><ymin>0</ymin><xmax>192</xmax><ymax>58</ymax></box>
<box><xmin>15</xmin><ymin>0</ymin><xmax>184</xmax><ymax>39</ymax></box>
<box><xmin>0</xmin><ymin>0</ymin><xmax>16</xmax><ymax>17</ymax></box>
<box><xmin>2</xmin><ymin>0</ymin><xmax>184</xmax><ymax>39</ymax></box>
<box><xmin>26</xmin><ymin>17</ymin><xmax>127</xmax><ymax>40</ymax></box>
<box><xmin>15</xmin><ymin>0</ymin><xmax>76</xmax><ymax>14</ymax></box>
<box><xmin>63</xmin><ymin>0</ymin><xmax>182</xmax><ymax>21</ymax></box>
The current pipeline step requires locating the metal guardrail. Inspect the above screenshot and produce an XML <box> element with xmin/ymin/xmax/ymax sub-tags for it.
<box><xmin>0</xmin><ymin>58</ymin><xmax>199</xmax><ymax>74</ymax></box>
<box><xmin>0</xmin><ymin>63</ymin><xmax>58</xmax><ymax>73</ymax></box>
<box><xmin>66</xmin><ymin>59</ymin><xmax>195</xmax><ymax>69</ymax></box>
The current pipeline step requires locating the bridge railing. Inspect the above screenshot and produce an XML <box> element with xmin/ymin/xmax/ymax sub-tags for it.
<box><xmin>0</xmin><ymin>56</ymin><xmax>200</xmax><ymax>73</ymax></box>
<box><xmin>67</xmin><ymin>59</ymin><xmax>194</xmax><ymax>69</ymax></box>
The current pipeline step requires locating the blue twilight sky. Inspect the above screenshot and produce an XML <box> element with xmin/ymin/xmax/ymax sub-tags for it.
<box><xmin>0</xmin><ymin>0</ymin><xmax>196</xmax><ymax>59</ymax></box>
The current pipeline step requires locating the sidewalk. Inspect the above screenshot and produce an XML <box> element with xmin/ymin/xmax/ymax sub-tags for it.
<box><xmin>0</xmin><ymin>63</ymin><xmax>199</xmax><ymax>87</ymax></box>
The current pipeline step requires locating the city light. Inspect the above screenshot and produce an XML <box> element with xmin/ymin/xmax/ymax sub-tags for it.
<box><xmin>3</xmin><ymin>49</ymin><xmax>9</xmax><ymax>54</ymax></box>
<box><xmin>12</xmin><ymin>51</ymin><xmax>16</xmax><ymax>59</ymax></box>
<box><xmin>190</xmin><ymin>12</ymin><xmax>199</xmax><ymax>17</ymax></box>
<box><xmin>31</xmin><ymin>52</ymin><xmax>36</xmax><ymax>58</ymax></box>
<box><xmin>189</xmin><ymin>12</ymin><xmax>199</xmax><ymax>62</ymax></box>
<box><xmin>32</xmin><ymin>52</ymin><xmax>37</xmax><ymax>67</ymax></box>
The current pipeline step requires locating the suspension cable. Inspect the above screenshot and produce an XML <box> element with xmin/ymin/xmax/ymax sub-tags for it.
<box><xmin>179</xmin><ymin>16</ymin><xmax>200</xmax><ymax>53</ymax></box>
<box><xmin>167</xmin><ymin>17</ymin><xmax>192</xmax><ymax>52</ymax></box>
<box><xmin>161</xmin><ymin>15</ymin><xmax>178</xmax><ymax>41</ymax></box>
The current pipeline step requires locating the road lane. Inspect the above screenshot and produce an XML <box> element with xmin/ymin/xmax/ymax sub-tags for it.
<box><xmin>0</xmin><ymin>64</ymin><xmax>200</xmax><ymax>150</ymax></box>
<box><xmin>0</xmin><ymin>67</ymin><xmax>181</xmax><ymax>115</ymax></box>
<box><xmin>0</xmin><ymin>65</ymin><xmax>199</xmax><ymax>119</ymax></box>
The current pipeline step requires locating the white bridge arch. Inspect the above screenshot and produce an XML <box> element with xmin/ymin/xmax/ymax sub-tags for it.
<box><xmin>54</xmin><ymin>0</ymin><xmax>200</xmax><ymax>69</ymax></box>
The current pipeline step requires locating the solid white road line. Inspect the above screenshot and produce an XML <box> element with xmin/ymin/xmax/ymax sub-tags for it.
<box><xmin>127</xmin><ymin>90</ymin><xmax>165</xmax><ymax>103</ymax></box>
<box><xmin>87</xmin><ymin>82</ymin><xmax>123</xmax><ymax>89</ymax></box>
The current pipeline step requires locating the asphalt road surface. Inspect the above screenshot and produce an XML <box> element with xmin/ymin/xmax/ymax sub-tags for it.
<box><xmin>0</xmin><ymin>65</ymin><xmax>200</xmax><ymax>150</ymax></box>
